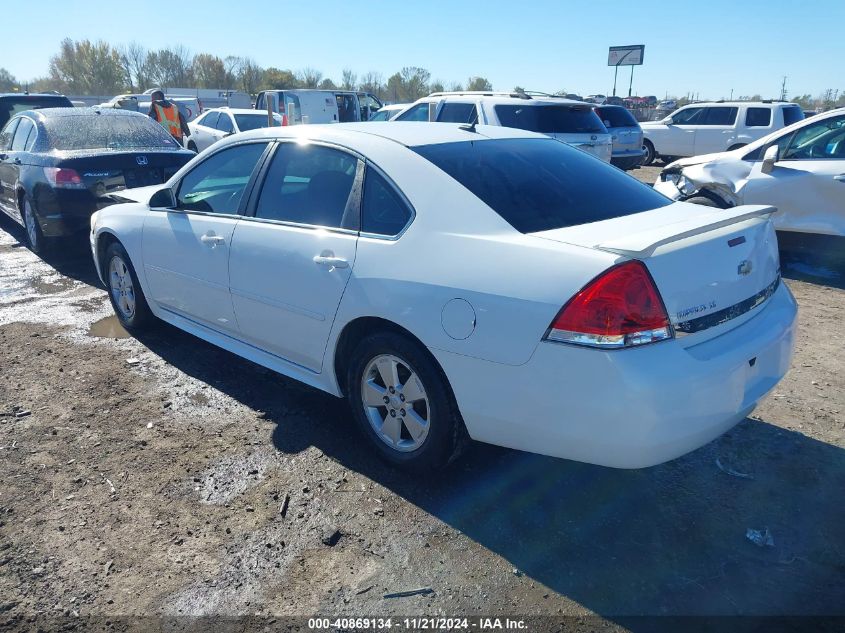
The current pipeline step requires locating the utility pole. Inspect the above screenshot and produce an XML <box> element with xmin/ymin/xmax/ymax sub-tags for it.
<box><xmin>780</xmin><ymin>76</ymin><xmax>787</xmax><ymax>101</ymax></box>
<box><xmin>730</xmin><ymin>88</ymin><xmax>734</xmax><ymax>100</ymax></box>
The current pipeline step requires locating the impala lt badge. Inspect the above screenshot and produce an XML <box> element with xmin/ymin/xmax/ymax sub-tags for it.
<box><xmin>738</xmin><ymin>260</ymin><xmax>753</xmax><ymax>276</ymax></box>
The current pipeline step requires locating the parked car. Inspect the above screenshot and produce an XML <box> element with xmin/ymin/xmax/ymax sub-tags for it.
<box><xmin>605</xmin><ymin>96</ymin><xmax>626</xmax><ymax>107</ymax></box>
<box><xmin>641</xmin><ymin>101</ymin><xmax>804</xmax><ymax>165</ymax></box>
<box><xmin>593</xmin><ymin>105</ymin><xmax>645</xmax><ymax>169</ymax></box>
<box><xmin>644</xmin><ymin>96</ymin><xmax>658</xmax><ymax>107</ymax></box>
<box><xmin>186</xmin><ymin>108</ymin><xmax>283</xmax><ymax>152</ymax></box>
<box><xmin>100</xmin><ymin>94</ymin><xmax>203</xmax><ymax>122</ymax></box>
<box><xmin>254</xmin><ymin>90</ymin><xmax>383</xmax><ymax>124</ymax></box>
<box><xmin>654</xmin><ymin>108</ymin><xmax>845</xmax><ymax>237</ymax></box>
<box><xmin>89</xmin><ymin>122</ymin><xmax>795</xmax><ymax>471</ymax></box>
<box><xmin>584</xmin><ymin>95</ymin><xmax>607</xmax><ymax>105</ymax></box>
<box><xmin>394</xmin><ymin>92</ymin><xmax>613</xmax><ymax>162</ymax></box>
<box><xmin>0</xmin><ymin>108</ymin><xmax>193</xmax><ymax>255</ymax></box>
<box><xmin>0</xmin><ymin>93</ymin><xmax>73</xmax><ymax>128</ymax></box>
<box><xmin>368</xmin><ymin>104</ymin><xmax>407</xmax><ymax>121</ymax></box>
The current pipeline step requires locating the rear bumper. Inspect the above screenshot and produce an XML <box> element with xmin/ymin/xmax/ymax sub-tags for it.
<box><xmin>435</xmin><ymin>282</ymin><xmax>797</xmax><ymax>468</ymax></box>
<box><xmin>33</xmin><ymin>189</ymin><xmax>111</xmax><ymax>238</ymax></box>
<box><xmin>611</xmin><ymin>150</ymin><xmax>646</xmax><ymax>170</ymax></box>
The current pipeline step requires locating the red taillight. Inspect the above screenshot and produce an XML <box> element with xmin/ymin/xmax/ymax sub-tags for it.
<box><xmin>546</xmin><ymin>260</ymin><xmax>672</xmax><ymax>349</ymax></box>
<box><xmin>43</xmin><ymin>167</ymin><xmax>85</xmax><ymax>189</ymax></box>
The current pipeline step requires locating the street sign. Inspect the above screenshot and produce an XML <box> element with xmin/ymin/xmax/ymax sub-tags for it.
<box><xmin>608</xmin><ymin>45</ymin><xmax>645</xmax><ymax>67</ymax></box>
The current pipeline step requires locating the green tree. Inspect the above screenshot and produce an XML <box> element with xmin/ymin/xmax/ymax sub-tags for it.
<box><xmin>192</xmin><ymin>54</ymin><xmax>227</xmax><ymax>89</ymax></box>
<box><xmin>319</xmin><ymin>77</ymin><xmax>337</xmax><ymax>90</ymax></box>
<box><xmin>238</xmin><ymin>58</ymin><xmax>263</xmax><ymax>94</ymax></box>
<box><xmin>466</xmin><ymin>76</ymin><xmax>492</xmax><ymax>91</ymax></box>
<box><xmin>146</xmin><ymin>46</ymin><xmax>193</xmax><ymax>88</ymax></box>
<box><xmin>429</xmin><ymin>80</ymin><xmax>445</xmax><ymax>94</ymax></box>
<box><xmin>359</xmin><ymin>71</ymin><xmax>384</xmax><ymax>99</ymax></box>
<box><xmin>49</xmin><ymin>38</ymin><xmax>126</xmax><ymax>95</ymax></box>
<box><xmin>262</xmin><ymin>68</ymin><xmax>299</xmax><ymax>90</ymax></box>
<box><xmin>399</xmin><ymin>66</ymin><xmax>431</xmax><ymax>101</ymax></box>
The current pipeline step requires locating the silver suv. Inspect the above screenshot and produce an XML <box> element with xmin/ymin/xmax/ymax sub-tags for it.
<box><xmin>394</xmin><ymin>92</ymin><xmax>613</xmax><ymax>162</ymax></box>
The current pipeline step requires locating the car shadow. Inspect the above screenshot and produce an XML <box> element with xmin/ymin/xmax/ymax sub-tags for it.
<box><xmin>133</xmin><ymin>323</ymin><xmax>845</xmax><ymax>622</ymax></box>
<box><xmin>0</xmin><ymin>214</ymin><xmax>104</xmax><ymax>289</ymax></box>
<box><xmin>778</xmin><ymin>232</ymin><xmax>845</xmax><ymax>290</ymax></box>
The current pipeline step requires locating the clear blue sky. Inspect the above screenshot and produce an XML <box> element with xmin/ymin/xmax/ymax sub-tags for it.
<box><xmin>5</xmin><ymin>0</ymin><xmax>843</xmax><ymax>100</ymax></box>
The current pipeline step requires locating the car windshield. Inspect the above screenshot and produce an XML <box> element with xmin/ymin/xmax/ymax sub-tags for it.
<box><xmin>595</xmin><ymin>106</ymin><xmax>638</xmax><ymax>128</ymax></box>
<box><xmin>1</xmin><ymin>96</ymin><xmax>72</xmax><ymax>126</ymax></box>
<box><xmin>413</xmin><ymin>138</ymin><xmax>670</xmax><ymax>233</ymax></box>
<box><xmin>234</xmin><ymin>113</ymin><xmax>281</xmax><ymax>131</ymax></box>
<box><xmin>42</xmin><ymin>114</ymin><xmax>179</xmax><ymax>151</ymax></box>
<box><xmin>494</xmin><ymin>105</ymin><xmax>606</xmax><ymax>134</ymax></box>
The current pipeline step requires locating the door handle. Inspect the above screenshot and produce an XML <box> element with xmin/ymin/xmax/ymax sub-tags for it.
<box><xmin>313</xmin><ymin>254</ymin><xmax>349</xmax><ymax>269</ymax></box>
<box><xmin>834</xmin><ymin>175</ymin><xmax>845</xmax><ymax>182</ymax></box>
<box><xmin>200</xmin><ymin>233</ymin><xmax>225</xmax><ymax>247</ymax></box>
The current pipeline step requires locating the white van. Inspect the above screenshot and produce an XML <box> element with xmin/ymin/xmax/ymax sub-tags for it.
<box><xmin>254</xmin><ymin>90</ymin><xmax>382</xmax><ymax>124</ymax></box>
<box><xmin>641</xmin><ymin>101</ymin><xmax>804</xmax><ymax>165</ymax></box>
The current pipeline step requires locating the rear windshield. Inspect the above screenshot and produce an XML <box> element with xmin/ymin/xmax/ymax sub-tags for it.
<box><xmin>494</xmin><ymin>105</ymin><xmax>606</xmax><ymax>134</ymax></box>
<box><xmin>595</xmin><ymin>106</ymin><xmax>638</xmax><ymax>128</ymax></box>
<box><xmin>42</xmin><ymin>114</ymin><xmax>179</xmax><ymax>151</ymax></box>
<box><xmin>782</xmin><ymin>105</ymin><xmax>804</xmax><ymax>127</ymax></box>
<box><xmin>234</xmin><ymin>113</ymin><xmax>281</xmax><ymax>131</ymax></box>
<box><xmin>413</xmin><ymin>138</ymin><xmax>670</xmax><ymax>233</ymax></box>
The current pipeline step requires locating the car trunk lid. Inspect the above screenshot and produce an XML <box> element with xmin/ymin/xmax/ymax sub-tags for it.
<box><xmin>57</xmin><ymin>151</ymin><xmax>189</xmax><ymax>195</ymax></box>
<box><xmin>532</xmin><ymin>202</ymin><xmax>781</xmax><ymax>343</ymax></box>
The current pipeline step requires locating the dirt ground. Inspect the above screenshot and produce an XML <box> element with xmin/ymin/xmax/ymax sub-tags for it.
<box><xmin>0</xmin><ymin>200</ymin><xmax>843</xmax><ymax>631</ymax></box>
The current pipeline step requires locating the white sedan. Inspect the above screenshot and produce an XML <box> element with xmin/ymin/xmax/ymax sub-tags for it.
<box><xmin>185</xmin><ymin>108</ymin><xmax>282</xmax><ymax>152</ymax></box>
<box><xmin>654</xmin><ymin>108</ymin><xmax>845</xmax><ymax>236</ymax></box>
<box><xmin>90</xmin><ymin>123</ymin><xmax>797</xmax><ymax>471</ymax></box>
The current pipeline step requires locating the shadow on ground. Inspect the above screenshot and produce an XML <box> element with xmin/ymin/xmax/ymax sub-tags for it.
<box><xmin>133</xmin><ymin>316</ymin><xmax>845</xmax><ymax>621</ymax></box>
<box><xmin>0</xmin><ymin>215</ymin><xmax>103</xmax><ymax>289</ymax></box>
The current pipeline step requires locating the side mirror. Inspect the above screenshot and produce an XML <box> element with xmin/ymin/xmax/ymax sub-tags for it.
<box><xmin>149</xmin><ymin>187</ymin><xmax>176</xmax><ymax>209</ymax></box>
<box><xmin>761</xmin><ymin>145</ymin><xmax>779</xmax><ymax>174</ymax></box>
<box><xmin>663</xmin><ymin>117</ymin><xmax>673</xmax><ymax>124</ymax></box>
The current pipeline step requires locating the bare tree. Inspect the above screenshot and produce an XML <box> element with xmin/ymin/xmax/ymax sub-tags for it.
<box><xmin>341</xmin><ymin>68</ymin><xmax>357</xmax><ymax>91</ymax></box>
<box><xmin>238</xmin><ymin>58</ymin><xmax>263</xmax><ymax>94</ymax></box>
<box><xmin>0</xmin><ymin>68</ymin><xmax>18</xmax><ymax>92</ymax></box>
<box><xmin>120</xmin><ymin>42</ymin><xmax>148</xmax><ymax>92</ymax></box>
<box><xmin>298</xmin><ymin>67</ymin><xmax>323</xmax><ymax>88</ymax></box>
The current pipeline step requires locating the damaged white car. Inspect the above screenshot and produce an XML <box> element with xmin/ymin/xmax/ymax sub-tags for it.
<box><xmin>654</xmin><ymin>108</ymin><xmax>845</xmax><ymax>237</ymax></box>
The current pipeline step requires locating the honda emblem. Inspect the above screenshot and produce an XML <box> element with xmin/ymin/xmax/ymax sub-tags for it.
<box><xmin>136</xmin><ymin>155</ymin><xmax>148</xmax><ymax>166</ymax></box>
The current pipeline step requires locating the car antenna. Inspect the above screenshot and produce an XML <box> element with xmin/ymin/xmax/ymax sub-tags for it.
<box><xmin>459</xmin><ymin>121</ymin><xmax>478</xmax><ymax>133</ymax></box>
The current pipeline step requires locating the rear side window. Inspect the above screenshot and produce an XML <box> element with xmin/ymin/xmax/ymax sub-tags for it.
<box><xmin>595</xmin><ymin>106</ymin><xmax>638</xmax><ymax>128</ymax></box>
<box><xmin>396</xmin><ymin>103</ymin><xmax>431</xmax><ymax>122</ymax></box>
<box><xmin>702</xmin><ymin>107</ymin><xmax>738</xmax><ymax>125</ymax></box>
<box><xmin>254</xmin><ymin>143</ymin><xmax>358</xmax><ymax>229</ymax></box>
<box><xmin>413</xmin><ymin>138</ymin><xmax>670</xmax><ymax>233</ymax></box>
<box><xmin>361</xmin><ymin>169</ymin><xmax>412</xmax><ymax>236</ymax></box>
<box><xmin>11</xmin><ymin>118</ymin><xmax>34</xmax><ymax>151</ymax></box>
<box><xmin>217</xmin><ymin>114</ymin><xmax>234</xmax><ymax>133</ymax></box>
<box><xmin>437</xmin><ymin>103</ymin><xmax>478</xmax><ymax>124</ymax></box>
<box><xmin>782</xmin><ymin>106</ymin><xmax>804</xmax><ymax>126</ymax></box>
<box><xmin>199</xmin><ymin>112</ymin><xmax>219</xmax><ymax>128</ymax></box>
<box><xmin>746</xmin><ymin>108</ymin><xmax>772</xmax><ymax>127</ymax></box>
<box><xmin>495</xmin><ymin>105</ymin><xmax>606</xmax><ymax>133</ymax></box>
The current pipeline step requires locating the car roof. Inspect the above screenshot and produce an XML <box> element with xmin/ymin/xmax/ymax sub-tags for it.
<box><xmin>232</xmin><ymin>121</ymin><xmax>546</xmax><ymax>148</ymax></box>
<box><xmin>418</xmin><ymin>93</ymin><xmax>586</xmax><ymax>106</ymax></box>
<box><xmin>205</xmin><ymin>108</ymin><xmax>266</xmax><ymax>115</ymax></box>
<box><xmin>0</xmin><ymin>93</ymin><xmax>69</xmax><ymax>99</ymax></box>
<box><xmin>20</xmin><ymin>107</ymin><xmax>147</xmax><ymax>121</ymax></box>
<box><xmin>680</xmin><ymin>101</ymin><xmax>798</xmax><ymax>107</ymax></box>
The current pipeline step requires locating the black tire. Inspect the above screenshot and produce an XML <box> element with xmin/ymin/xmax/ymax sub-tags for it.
<box><xmin>102</xmin><ymin>241</ymin><xmax>154</xmax><ymax>331</ymax></box>
<box><xmin>187</xmin><ymin>141</ymin><xmax>198</xmax><ymax>153</ymax></box>
<box><xmin>20</xmin><ymin>196</ymin><xmax>50</xmax><ymax>256</ymax></box>
<box><xmin>347</xmin><ymin>331</ymin><xmax>466</xmax><ymax>472</ymax></box>
<box><xmin>642</xmin><ymin>140</ymin><xmax>656</xmax><ymax>166</ymax></box>
<box><xmin>685</xmin><ymin>195</ymin><xmax>724</xmax><ymax>208</ymax></box>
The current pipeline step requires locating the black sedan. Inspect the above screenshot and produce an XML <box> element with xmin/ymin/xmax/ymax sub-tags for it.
<box><xmin>0</xmin><ymin>107</ymin><xmax>194</xmax><ymax>255</ymax></box>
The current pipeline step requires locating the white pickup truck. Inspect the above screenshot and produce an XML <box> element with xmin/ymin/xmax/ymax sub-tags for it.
<box><xmin>641</xmin><ymin>101</ymin><xmax>804</xmax><ymax>165</ymax></box>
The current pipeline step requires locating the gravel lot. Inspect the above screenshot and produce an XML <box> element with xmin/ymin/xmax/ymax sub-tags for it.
<box><xmin>0</xmin><ymin>186</ymin><xmax>843</xmax><ymax>629</ymax></box>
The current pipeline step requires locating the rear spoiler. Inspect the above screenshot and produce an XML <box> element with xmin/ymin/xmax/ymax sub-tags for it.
<box><xmin>595</xmin><ymin>205</ymin><xmax>776</xmax><ymax>258</ymax></box>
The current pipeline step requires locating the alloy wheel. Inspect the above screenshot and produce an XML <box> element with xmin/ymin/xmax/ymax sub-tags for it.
<box><xmin>361</xmin><ymin>354</ymin><xmax>430</xmax><ymax>452</ymax></box>
<box><xmin>23</xmin><ymin>201</ymin><xmax>38</xmax><ymax>249</ymax></box>
<box><xmin>109</xmin><ymin>256</ymin><xmax>136</xmax><ymax>320</ymax></box>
